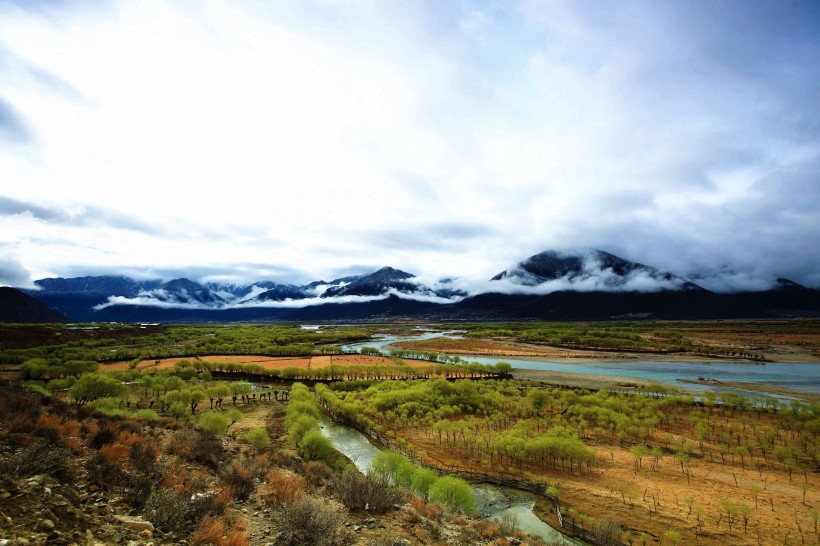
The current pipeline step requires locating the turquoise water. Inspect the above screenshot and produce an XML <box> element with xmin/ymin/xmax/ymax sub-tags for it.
<box><xmin>319</xmin><ymin>415</ymin><xmax>582</xmax><ymax>544</ymax></box>
<box><xmin>344</xmin><ymin>333</ymin><xmax>820</xmax><ymax>399</ymax></box>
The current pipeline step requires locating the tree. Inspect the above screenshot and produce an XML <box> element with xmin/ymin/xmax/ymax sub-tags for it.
<box><xmin>69</xmin><ymin>373</ymin><xmax>125</xmax><ymax>404</ymax></box>
<box><xmin>738</xmin><ymin>503</ymin><xmax>751</xmax><ymax>534</ymax></box>
<box><xmin>429</xmin><ymin>476</ymin><xmax>475</xmax><ymax>515</ymax></box>
<box><xmin>226</xmin><ymin>408</ymin><xmax>243</xmax><ymax>433</ymax></box>
<box><xmin>199</xmin><ymin>411</ymin><xmax>230</xmax><ymax>435</ymax></box>
<box><xmin>750</xmin><ymin>484</ymin><xmax>762</xmax><ymax>509</ymax></box>
<box><xmin>630</xmin><ymin>444</ymin><xmax>649</xmax><ymax>472</ymax></box>
<box><xmin>298</xmin><ymin>429</ymin><xmax>334</xmax><ymax>461</ymax></box>
<box><xmin>188</xmin><ymin>388</ymin><xmax>206</xmax><ymax>414</ymax></box>
<box><xmin>63</xmin><ymin>360</ymin><xmax>99</xmax><ymax>377</ymax></box>
<box><xmin>719</xmin><ymin>499</ymin><xmax>737</xmax><ymax>531</ymax></box>
<box><xmin>411</xmin><ymin>467</ymin><xmax>438</xmax><ymax>499</ymax></box>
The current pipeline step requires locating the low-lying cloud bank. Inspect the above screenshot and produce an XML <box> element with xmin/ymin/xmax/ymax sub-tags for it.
<box><xmin>91</xmin><ymin>266</ymin><xmax>704</xmax><ymax>312</ymax></box>
<box><xmin>93</xmin><ymin>288</ymin><xmax>461</xmax><ymax>311</ymax></box>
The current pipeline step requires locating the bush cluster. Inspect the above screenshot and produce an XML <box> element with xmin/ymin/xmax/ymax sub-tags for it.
<box><xmin>372</xmin><ymin>451</ymin><xmax>474</xmax><ymax>514</ymax></box>
<box><xmin>285</xmin><ymin>383</ymin><xmax>336</xmax><ymax>463</ymax></box>
<box><xmin>333</xmin><ymin>471</ymin><xmax>404</xmax><ymax>513</ymax></box>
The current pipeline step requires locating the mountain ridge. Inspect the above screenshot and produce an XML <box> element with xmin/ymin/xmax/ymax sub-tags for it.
<box><xmin>9</xmin><ymin>248</ymin><xmax>820</xmax><ymax>322</ymax></box>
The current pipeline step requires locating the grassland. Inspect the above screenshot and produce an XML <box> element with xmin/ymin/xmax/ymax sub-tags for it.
<box><xmin>1</xmin><ymin>320</ymin><xmax>818</xmax><ymax>545</ymax></box>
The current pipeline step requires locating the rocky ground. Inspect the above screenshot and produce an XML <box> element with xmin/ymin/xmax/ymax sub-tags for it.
<box><xmin>0</xmin><ymin>382</ymin><xmax>548</xmax><ymax>546</ymax></box>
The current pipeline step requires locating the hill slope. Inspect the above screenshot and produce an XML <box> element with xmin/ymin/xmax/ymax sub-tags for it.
<box><xmin>0</xmin><ymin>287</ymin><xmax>68</xmax><ymax>323</ymax></box>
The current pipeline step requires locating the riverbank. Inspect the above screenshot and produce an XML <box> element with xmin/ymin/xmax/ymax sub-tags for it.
<box><xmin>511</xmin><ymin>368</ymin><xmax>658</xmax><ymax>391</ymax></box>
<box><xmin>678</xmin><ymin>378</ymin><xmax>820</xmax><ymax>404</ymax></box>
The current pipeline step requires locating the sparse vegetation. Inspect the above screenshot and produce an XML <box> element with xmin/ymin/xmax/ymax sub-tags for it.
<box><xmin>0</xmin><ymin>320</ymin><xmax>817</xmax><ymax>546</ymax></box>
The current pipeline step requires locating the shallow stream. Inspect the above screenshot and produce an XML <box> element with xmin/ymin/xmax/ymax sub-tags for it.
<box><xmin>319</xmin><ymin>415</ymin><xmax>583</xmax><ymax>545</ymax></box>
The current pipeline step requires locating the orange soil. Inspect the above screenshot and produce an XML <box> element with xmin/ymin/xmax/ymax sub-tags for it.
<box><xmin>394</xmin><ymin>423</ymin><xmax>817</xmax><ymax>546</ymax></box>
<box><xmin>101</xmin><ymin>354</ymin><xmax>431</xmax><ymax>372</ymax></box>
<box><xmin>391</xmin><ymin>338</ymin><xmax>605</xmax><ymax>359</ymax></box>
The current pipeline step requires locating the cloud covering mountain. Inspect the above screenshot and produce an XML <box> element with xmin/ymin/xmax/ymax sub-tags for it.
<box><xmin>0</xmin><ymin>2</ymin><xmax>818</xmax><ymax>291</ymax></box>
<box><xmin>16</xmin><ymin>248</ymin><xmax>813</xmax><ymax>322</ymax></box>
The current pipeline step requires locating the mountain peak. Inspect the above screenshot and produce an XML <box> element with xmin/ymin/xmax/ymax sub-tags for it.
<box><xmin>367</xmin><ymin>266</ymin><xmax>414</xmax><ymax>282</ymax></box>
<box><xmin>320</xmin><ymin>266</ymin><xmax>416</xmax><ymax>298</ymax></box>
<box><xmin>492</xmin><ymin>248</ymin><xmax>702</xmax><ymax>291</ymax></box>
<box><xmin>156</xmin><ymin>278</ymin><xmax>224</xmax><ymax>304</ymax></box>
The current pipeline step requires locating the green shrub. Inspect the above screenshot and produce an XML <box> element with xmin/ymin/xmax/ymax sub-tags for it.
<box><xmin>288</xmin><ymin>414</ymin><xmax>319</xmax><ymax>445</ymax></box>
<box><xmin>198</xmin><ymin>411</ymin><xmax>230</xmax><ymax>435</ymax></box>
<box><xmin>246</xmin><ymin>427</ymin><xmax>270</xmax><ymax>450</ymax></box>
<box><xmin>298</xmin><ymin>429</ymin><xmax>334</xmax><ymax>462</ymax></box>
<box><xmin>410</xmin><ymin>467</ymin><xmax>438</xmax><ymax>499</ymax></box>
<box><xmin>133</xmin><ymin>409</ymin><xmax>159</xmax><ymax>422</ymax></box>
<box><xmin>69</xmin><ymin>373</ymin><xmax>125</xmax><ymax>404</ymax></box>
<box><xmin>429</xmin><ymin>476</ymin><xmax>475</xmax><ymax>515</ymax></box>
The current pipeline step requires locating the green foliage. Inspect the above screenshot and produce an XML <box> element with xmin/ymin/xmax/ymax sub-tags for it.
<box><xmin>69</xmin><ymin>373</ymin><xmax>125</xmax><ymax>404</ymax></box>
<box><xmin>198</xmin><ymin>411</ymin><xmax>231</xmax><ymax>435</ymax></box>
<box><xmin>246</xmin><ymin>427</ymin><xmax>270</xmax><ymax>450</ymax></box>
<box><xmin>20</xmin><ymin>358</ymin><xmax>50</xmax><ymax>380</ymax></box>
<box><xmin>298</xmin><ymin>428</ymin><xmax>335</xmax><ymax>461</ymax></box>
<box><xmin>288</xmin><ymin>414</ymin><xmax>320</xmax><ymax>446</ymax></box>
<box><xmin>133</xmin><ymin>409</ymin><xmax>159</xmax><ymax>422</ymax></box>
<box><xmin>429</xmin><ymin>476</ymin><xmax>475</xmax><ymax>514</ymax></box>
<box><xmin>410</xmin><ymin>467</ymin><xmax>438</xmax><ymax>498</ymax></box>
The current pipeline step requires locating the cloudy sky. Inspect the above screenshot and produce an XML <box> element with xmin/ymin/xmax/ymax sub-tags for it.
<box><xmin>1</xmin><ymin>0</ymin><xmax>819</xmax><ymax>291</ymax></box>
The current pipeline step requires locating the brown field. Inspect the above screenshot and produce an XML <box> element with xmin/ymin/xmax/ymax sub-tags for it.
<box><xmin>393</xmin><ymin>328</ymin><xmax>820</xmax><ymax>363</ymax></box>
<box><xmin>683</xmin><ymin>331</ymin><xmax>820</xmax><ymax>362</ymax></box>
<box><xmin>102</xmin><ymin>353</ymin><xmax>431</xmax><ymax>372</ymax></box>
<box><xmin>390</xmin><ymin>338</ymin><xmax>607</xmax><ymax>359</ymax></box>
<box><xmin>398</xmin><ymin>414</ymin><xmax>818</xmax><ymax>546</ymax></box>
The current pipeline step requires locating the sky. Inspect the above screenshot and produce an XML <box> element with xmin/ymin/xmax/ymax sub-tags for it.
<box><xmin>1</xmin><ymin>0</ymin><xmax>819</xmax><ymax>292</ymax></box>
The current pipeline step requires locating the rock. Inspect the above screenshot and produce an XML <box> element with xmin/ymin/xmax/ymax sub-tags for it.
<box><xmin>393</xmin><ymin>540</ymin><xmax>411</xmax><ymax>546</ymax></box>
<box><xmin>127</xmin><ymin>541</ymin><xmax>141</xmax><ymax>546</ymax></box>
<box><xmin>114</xmin><ymin>515</ymin><xmax>155</xmax><ymax>533</ymax></box>
<box><xmin>40</xmin><ymin>519</ymin><xmax>55</xmax><ymax>531</ymax></box>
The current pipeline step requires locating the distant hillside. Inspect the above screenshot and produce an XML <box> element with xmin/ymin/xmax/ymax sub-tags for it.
<box><xmin>0</xmin><ymin>287</ymin><xmax>68</xmax><ymax>323</ymax></box>
<box><xmin>322</xmin><ymin>267</ymin><xmax>417</xmax><ymax>298</ymax></box>
<box><xmin>17</xmin><ymin>249</ymin><xmax>820</xmax><ymax>322</ymax></box>
<box><xmin>492</xmin><ymin>249</ymin><xmax>703</xmax><ymax>291</ymax></box>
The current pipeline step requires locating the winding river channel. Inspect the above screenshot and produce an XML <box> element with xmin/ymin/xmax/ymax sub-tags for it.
<box><xmin>324</xmin><ymin>328</ymin><xmax>819</xmax><ymax>543</ymax></box>
<box><xmin>319</xmin><ymin>415</ymin><xmax>583</xmax><ymax>545</ymax></box>
<box><xmin>341</xmin><ymin>330</ymin><xmax>820</xmax><ymax>400</ymax></box>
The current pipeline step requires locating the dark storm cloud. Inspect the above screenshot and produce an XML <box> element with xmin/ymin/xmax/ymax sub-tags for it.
<box><xmin>0</xmin><ymin>197</ymin><xmax>164</xmax><ymax>235</ymax></box>
<box><xmin>0</xmin><ymin>96</ymin><xmax>31</xmax><ymax>143</ymax></box>
<box><xmin>0</xmin><ymin>256</ymin><xmax>32</xmax><ymax>287</ymax></box>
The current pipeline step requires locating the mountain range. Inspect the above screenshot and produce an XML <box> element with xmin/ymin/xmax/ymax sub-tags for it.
<box><xmin>4</xmin><ymin>249</ymin><xmax>820</xmax><ymax>322</ymax></box>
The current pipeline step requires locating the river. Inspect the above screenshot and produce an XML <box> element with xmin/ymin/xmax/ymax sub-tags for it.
<box><xmin>342</xmin><ymin>331</ymin><xmax>820</xmax><ymax>400</ymax></box>
<box><xmin>319</xmin><ymin>415</ymin><xmax>584</xmax><ymax>545</ymax></box>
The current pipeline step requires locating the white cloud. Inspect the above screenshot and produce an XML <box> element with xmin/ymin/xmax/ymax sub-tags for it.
<box><xmin>1</xmin><ymin>1</ymin><xmax>818</xmax><ymax>288</ymax></box>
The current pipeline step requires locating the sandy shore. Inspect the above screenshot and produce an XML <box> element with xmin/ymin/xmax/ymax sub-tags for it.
<box><xmin>513</xmin><ymin>368</ymin><xmax>820</xmax><ymax>404</ymax></box>
<box><xmin>511</xmin><ymin>368</ymin><xmax>658</xmax><ymax>390</ymax></box>
<box><xmin>678</xmin><ymin>378</ymin><xmax>820</xmax><ymax>404</ymax></box>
